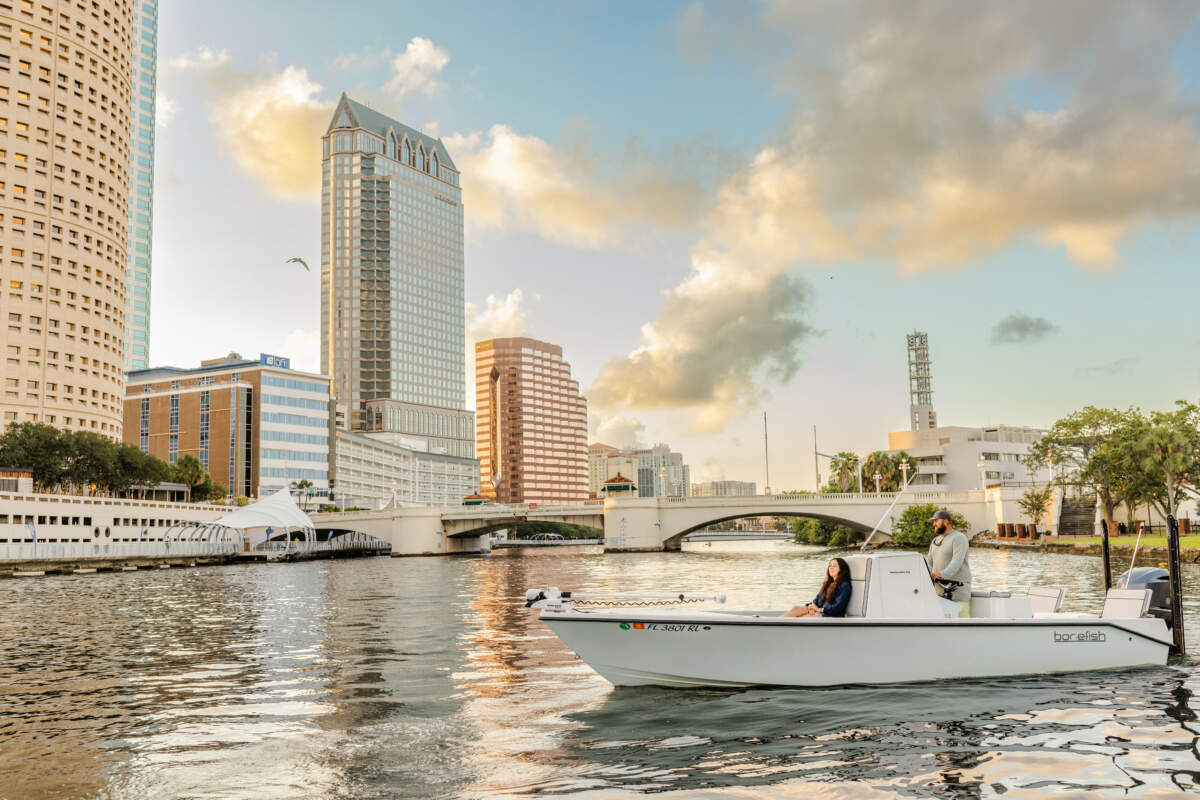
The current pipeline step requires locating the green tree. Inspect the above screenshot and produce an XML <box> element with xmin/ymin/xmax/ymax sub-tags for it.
<box><xmin>0</xmin><ymin>422</ymin><xmax>71</xmax><ymax>491</ymax></box>
<box><xmin>891</xmin><ymin>503</ymin><xmax>970</xmax><ymax>548</ymax></box>
<box><xmin>66</xmin><ymin>431</ymin><xmax>118</xmax><ymax>494</ymax></box>
<box><xmin>291</xmin><ymin>478</ymin><xmax>315</xmax><ymax>510</ymax></box>
<box><xmin>790</xmin><ymin>517</ymin><xmax>857</xmax><ymax>546</ymax></box>
<box><xmin>1133</xmin><ymin>402</ymin><xmax>1200</xmax><ymax>520</ymax></box>
<box><xmin>1017</xmin><ymin>485</ymin><xmax>1054</xmax><ymax>530</ymax></box>
<box><xmin>828</xmin><ymin>452</ymin><xmax>860</xmax><ymax>492</ymax></box>
<box><xmin>861</xmin><ymin>450</ymin><xmax>912</xmax><ymax>492</ymax></box>
<box><xmin>172</xmin><ymin>454</ymin><xmax>207</xmax><ymax>500</ymax></box>
<box><xmin>1024</xmin><ymin>406</ymin><xmax>1141</xmax><ymax>531</ymax></box>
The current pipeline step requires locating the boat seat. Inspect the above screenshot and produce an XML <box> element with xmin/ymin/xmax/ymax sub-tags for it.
<box><xmin>1101</xmin><ymin>588</ymin><xmax>1152</xmax><ymax>619</ymax></box>
<box><xmin>844</xmin><ymin>557</ymin><xmax>870</xmax><ymax>617</ymax></box>
<box><xmin>1027</xmin><ymin>586</ymin><xmax>1065</xmax><ymax>614</ymax></box>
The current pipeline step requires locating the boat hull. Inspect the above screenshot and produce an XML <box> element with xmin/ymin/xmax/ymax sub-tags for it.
<box><xmin>541</xmin><ymin>611</ymin><xmax>1171</xmax><ymax>688</ymax></box>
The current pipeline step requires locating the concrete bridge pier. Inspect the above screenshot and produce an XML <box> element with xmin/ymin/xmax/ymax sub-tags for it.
<box><xmin>603</xmin><ymin>499</ymin><xmax>675</xmax><ymax>552</ymax></box>
<box><xmin>310</xmin><ymin>508</ymin><xmax>492</xmax><ymax>556</ymax></box>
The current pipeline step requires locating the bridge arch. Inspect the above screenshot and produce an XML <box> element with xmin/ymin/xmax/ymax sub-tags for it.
<box><xmin>662</xmin><ymin>510</ymin><xmax>876</xmax><ymax>550</ymax></box>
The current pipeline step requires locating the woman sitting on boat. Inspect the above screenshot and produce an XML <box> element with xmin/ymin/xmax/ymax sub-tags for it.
<box><xmin>783</xmin><ymin>557</ymin><xmax>852</xmax><ymax>618</ymax></box>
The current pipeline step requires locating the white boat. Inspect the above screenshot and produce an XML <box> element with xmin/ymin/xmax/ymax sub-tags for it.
<box><xmin>526</xmin><ymin>552</ymin><xmax>1172</xmax><ymax>688</ymax></box>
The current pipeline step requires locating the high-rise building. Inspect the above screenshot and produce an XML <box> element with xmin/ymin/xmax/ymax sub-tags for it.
<box><xmin>587</xmin><ymin>442</ymin><xmax>636</xmax><ymax>495</ymax></box>
<box><xmin>320</xmin><ymin>94</ymin><xmax>472</xmax><ymax>457</ymax></box>
<box><xmin>907</xmin><ymin>331</ymin><xmax>936</xmax><ymax>431</ymax></box>
<box><xmin>0</xmin><ymin>1</ymin><xmax>135</xmax><ymax>437</ymax></box>
<box><xmin>125</xmin><ymin>0</ymin><xmax>156</xmax><ymax>370</ymax></box>
<box><xmin>635</xmin><ymin>443</ymin><xmax>690</xmax><ymax>498</ymax></box>
<box><xmin>887</xmin><ymin>424</ymin><xmax>1049</xmax><ymax>490</ymax></box>
<box><xmin>691</xmin><ymin>480</ymin><xmax>757</xmax><ymax>497</ymax></box>
<box><xmin>475</xmin><ymin>337</ymin><xmax>588</xmax><ymax>504</ymax></box>
<box><xmin>333</xmin><ymin>428</ymin><xmax>478</xmax><ymax>509</ymax></box>
<box><xmin>124</xmin><ymin>353</ymin><xmax>332</xmax><ymax>500</ymax></box>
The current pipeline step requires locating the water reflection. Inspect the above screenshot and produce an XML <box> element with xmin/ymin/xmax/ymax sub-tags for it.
<box><xmin>0</xmin><ymin>545</ymin><xmax>1198</xmax><ymax>799</ymax></box>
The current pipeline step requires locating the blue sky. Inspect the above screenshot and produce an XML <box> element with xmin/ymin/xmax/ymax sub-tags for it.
<box><xmin>151</xmin><ymin>1</ymin><xmax>1200</xmax><ymax>490</ymax></box>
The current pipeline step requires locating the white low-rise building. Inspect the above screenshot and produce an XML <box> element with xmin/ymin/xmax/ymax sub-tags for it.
<box><xmin>887</xmin><ymin>425</ymin><xmax>1051</xmax><ymax>490</ymax></box>
<box><xmin>333</xmin><ymin>429</ymin><xmax>479</xmax><ymax>509</ymax></box>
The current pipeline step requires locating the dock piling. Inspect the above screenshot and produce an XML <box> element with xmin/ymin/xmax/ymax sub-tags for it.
<box><xmin>1166</xmin><ymin>515</ymin><xmax>1186</xmax><ymax>656</ymax></box>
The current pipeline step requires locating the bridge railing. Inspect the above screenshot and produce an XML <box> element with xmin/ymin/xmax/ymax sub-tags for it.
<box><xmin>660</xmin><ymin>490</ymin><xmax>981</xmax><ymax>504</ymax></box>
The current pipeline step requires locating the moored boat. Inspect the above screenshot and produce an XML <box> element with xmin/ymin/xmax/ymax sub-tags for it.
<box><xmin>527</xmin><ymin>552</ymin><xmax>1174</xmax><ymax>688</ymax></box>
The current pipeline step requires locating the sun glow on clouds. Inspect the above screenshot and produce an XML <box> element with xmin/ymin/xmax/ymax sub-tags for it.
<box><xmin>193</xmin><ymin>3</ymin><xmax>1200</xmax><ymax>435</ymax></box>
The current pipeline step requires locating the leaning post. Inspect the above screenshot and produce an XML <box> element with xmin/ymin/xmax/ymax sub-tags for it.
<box><xmin>1166</xmin><ymin>515</ymin><xmax>1186</xmax><ymax>656</ymax></box>
<box><xmin>1100</xmin><ymin>519</ymin><xmax>1113</xmax><ymax>592</ymax></box>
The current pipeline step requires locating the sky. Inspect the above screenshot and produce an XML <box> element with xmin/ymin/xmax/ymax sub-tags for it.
<box><xmin>151</xmin><ymin>0</ymin><xmax>1200</xmax><ymax>492</ymax></box>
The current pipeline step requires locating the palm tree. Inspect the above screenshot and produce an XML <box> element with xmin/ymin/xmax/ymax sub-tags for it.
<box><xmin>861</xmin><ymin>450</ymin><xmax>912</xmax><ymax>492</ymax></box>
<box><xmin>290</xmin><ymin>479</ymin><xmax>315</xmax><ymax>510</ymax></box>
<box><xmin>829</xmin><ymin>451</ymin><xmax>859</xmax><ymax>492</ymax></box>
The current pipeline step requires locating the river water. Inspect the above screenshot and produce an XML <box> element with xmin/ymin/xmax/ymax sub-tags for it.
<box><xmin>2</xmin><ymin>543</ymin><xmax>1199</xmax><ymax>799</ymax></box>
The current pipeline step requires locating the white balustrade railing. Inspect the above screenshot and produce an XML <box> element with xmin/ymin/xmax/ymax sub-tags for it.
<box><xmin>1</xmin><ymin>539</ymin><xmax>237</xmax><ymax>562</ymax></box>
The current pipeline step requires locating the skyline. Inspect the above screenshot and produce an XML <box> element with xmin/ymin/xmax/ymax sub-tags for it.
<box><xmin>147</xmin><ymin>1</ymin><xmax>1200</xmax><ymax>491</ymax></box>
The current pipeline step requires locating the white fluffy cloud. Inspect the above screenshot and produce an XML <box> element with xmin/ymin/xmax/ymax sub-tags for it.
<box><xmin>169</xmin><ymin>46</ymin><xmax>231</xmax><ymax>71</ymax></box>
<box><xmin>155</xmin><ymin>92</ymin><xmax>179</xmax><ymax>129</ymax></box>
<box><xmin>466</xmin><ymin>288</ymin><xmax>531</xmax><ymax>342</ymax></box>
<box><xmin>590</xmin><ymin>414</ymin><xmax>647</xmax><ymax>451</ymax></box>
<box><xmin>444</xmin><ymin>125</ymin><xmax>710</xmax><ymax>248</ymax></box>
<box><xmin>279</xmin><ymin>328</ymin><xmax>321</xmax><ymax>373</ymax></box>
<box><xmin>463</xmin><ymin>289</ymin><xmax>532</xmax><ymax>410</ymax></box>
<box><xmin>384</xmin><ymin>37</ymin><xmax>450</xmax><ymax>99</ymax></box>
<box><xmin>589</xmin><ymin>0</ymin><xmax>1200</xmax><ymax>431</ymax></box>
<box><xmin>212</xmin><ymin>65</ymin><xmax>333</xmax><ymax>197</ymax></box>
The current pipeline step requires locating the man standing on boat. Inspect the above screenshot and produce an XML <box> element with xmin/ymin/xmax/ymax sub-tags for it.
<box><xmin>927</xmin><ymin>510</ymin><xmax>972</xmax><ymax>612</ymax></box>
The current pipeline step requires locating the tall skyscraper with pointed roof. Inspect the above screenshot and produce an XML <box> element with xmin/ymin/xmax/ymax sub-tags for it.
<box><xmin>320</xmin><ymin>95</ymin><xmax>473</xmax><ymax>458</ymax></box>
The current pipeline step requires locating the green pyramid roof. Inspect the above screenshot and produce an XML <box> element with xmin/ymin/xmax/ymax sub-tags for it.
<box><xmin>327</xmin><ymin>93</ymin><xmax>457</xmax><ymax>172</ymax></box>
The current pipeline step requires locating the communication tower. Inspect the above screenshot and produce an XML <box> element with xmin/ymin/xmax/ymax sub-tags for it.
<box><xmin>907</xmin><ymin>331</ymin><xmax>936</xmax><ymax>431</ymax></box>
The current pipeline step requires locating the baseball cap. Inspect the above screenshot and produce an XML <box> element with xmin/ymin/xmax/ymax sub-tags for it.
<box><xmin>929</xmin><ymin>510</ymin><xmax>953</xmax><ymax>522</ymax></box>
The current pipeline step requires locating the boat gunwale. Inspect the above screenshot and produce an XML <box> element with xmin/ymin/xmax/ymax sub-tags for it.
<box><xmin>539</xmin><ymin>612</ymin><xmax>1174</xmax><ymax>647</ymax></box>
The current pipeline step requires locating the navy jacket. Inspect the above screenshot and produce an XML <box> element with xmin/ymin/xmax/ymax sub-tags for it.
<box><xmin>811</xmin><ymin>580</ymin><xmax>852</xmax><ymax>617</ymax></box>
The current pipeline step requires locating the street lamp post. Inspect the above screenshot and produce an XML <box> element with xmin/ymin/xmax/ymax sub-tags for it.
<box><xmin>900</xmin><ymin>459</ymin><xmax>910</xmax><ymax>488</ymax></box>
<box><xmin>873</xmin><ymin>471</ymin><xmax>882</xmax><ymax>494</ymax></box>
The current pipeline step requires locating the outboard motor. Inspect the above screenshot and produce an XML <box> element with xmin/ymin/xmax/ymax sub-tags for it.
<box><xmin>1116</xmin><ymin>566</ymin><xmax>1173</xmax><ymax>630</ymax></box>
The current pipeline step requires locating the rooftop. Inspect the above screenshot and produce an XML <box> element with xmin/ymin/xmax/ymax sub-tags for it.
<box><xmin>328</xmin><ymin>93</ymin><xmax>457</xmax><ymax>172</ymax></box>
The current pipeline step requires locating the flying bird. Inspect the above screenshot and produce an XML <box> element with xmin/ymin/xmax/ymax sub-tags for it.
<box><xmin>286</xmin><ymin>257</ymin><xmax>310</xmax><ymax>272</ymax></box>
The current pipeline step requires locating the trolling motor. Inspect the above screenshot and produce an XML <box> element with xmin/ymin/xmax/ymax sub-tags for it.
<box><xmin>1108</xmin><ymin>516</ymin><xmax>1187</xmax><ymax>656</ymax></box>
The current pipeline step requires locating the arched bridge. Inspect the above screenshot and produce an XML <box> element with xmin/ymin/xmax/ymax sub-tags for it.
<box><xmin>311</xmin><ymin>488</ymin><xmax>1048</xmax><ymax>556</ymax></box>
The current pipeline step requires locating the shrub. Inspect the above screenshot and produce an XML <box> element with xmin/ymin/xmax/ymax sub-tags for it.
<box><xmin>891</xmin><ymin>503</ymin><xmax>970</xmax><ymax>547</ymax></box>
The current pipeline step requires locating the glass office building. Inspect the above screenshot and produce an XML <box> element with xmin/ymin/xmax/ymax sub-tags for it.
<box><xmin>321</xmin><ymin>94</ymin><xmax>473</xmax><ymax>459</ymax></box>
<box><xmin>126</xmin><ymin>0</ymin><xmax>156</xmax><ymax>370</ymax></box>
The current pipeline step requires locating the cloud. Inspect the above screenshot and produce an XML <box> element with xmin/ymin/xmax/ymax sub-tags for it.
<box><xmin>466</xmin><ymin>289</ymin><xmax>531</xmax><ymax>342</ymax></box>
<box><xmin>444</xmin><ymin>125</ymin><xmax>715</xmax><ymax>248</ymax></box>
<box><xmin>580</xmin><ymin>0</ymin><xmax>1200</xmax><ymax>431</ymax></box>
<box><xmin>383</xmin><ymin>37</ymin><xmax>450</xmax><ymax>99</ymax></box>
<box><xmin>674</xmin><ymin>1</ymin><xmax>1200</xmax><ymax>273</ymax></box>
<box><xmin>589</xmin><ymin>266</ymin><xmax>816</xmax><ymax>432</ymax></box>
<box><xmin>590</xmin><ymin>414</ymin><xmax>646</xmax><ymax>451</ymax></box>
<box><xmin>279</xmin><ymin>329</ymin><xmax>320</xmax><ymax>373</ymax></box>
<box><xmin>990</xmin><ymin>314</ymin><xmax>1059</xmax><ymax>345</ymax></box>
<box><xmin>168</xmin><ymin>46</ymin><xmax>231</xmax><ymax>71</ymax></box>
<box><xmin>464</xmin><ymin>289</ymin><xmax>532</xmax><ymax>411</ymax></box>
<box><xmin>212</xmin><ymin>65</ymin><xmax>333</xmax><ymax>197</ymax></box>
<box><xmin>155</xmin><ymin>92</ymin><xmax>179</xmax><ymax>129</ymax></box>
<box><xmin>1073</xmin><ymin>357</ymin><xmax>1138</xmax><ymax>378</ymax></box>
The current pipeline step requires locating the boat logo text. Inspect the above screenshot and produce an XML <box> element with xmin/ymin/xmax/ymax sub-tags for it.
<box><xmin>1053</xmin><ymin>630</ymin><xmax>1106</xmax><ymax>643</ymax></box>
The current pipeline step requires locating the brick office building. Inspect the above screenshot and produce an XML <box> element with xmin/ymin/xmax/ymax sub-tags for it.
<box><xmin>123</xmin><ymin>353</ymin><xmax>331</xmax><ymax>501</ymax></box>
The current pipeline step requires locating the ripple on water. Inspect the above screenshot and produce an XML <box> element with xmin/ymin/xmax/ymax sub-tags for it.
<box><xmin>0</xmin><ymin>548</ymin><xmax>1197</xmax><ymax>799</ymax></box>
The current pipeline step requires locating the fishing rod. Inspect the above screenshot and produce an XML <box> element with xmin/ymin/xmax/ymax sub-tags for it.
<box><xmin>860</xmin><ymin>469</ymin><xmax>918</xmax><ymax>551</ymax></box>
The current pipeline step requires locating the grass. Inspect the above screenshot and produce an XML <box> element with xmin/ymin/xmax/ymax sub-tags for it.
<box><xmin>1055</xmin><ymin>535</ymin><xmax>1200</xmax><ymax>549</ymax></box>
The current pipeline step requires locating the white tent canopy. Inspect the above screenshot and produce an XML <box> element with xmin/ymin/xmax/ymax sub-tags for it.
<box><xmin>212</xmin><ymin>488</ymin><xmax>314</xmax><ymax>532</ymax></box>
